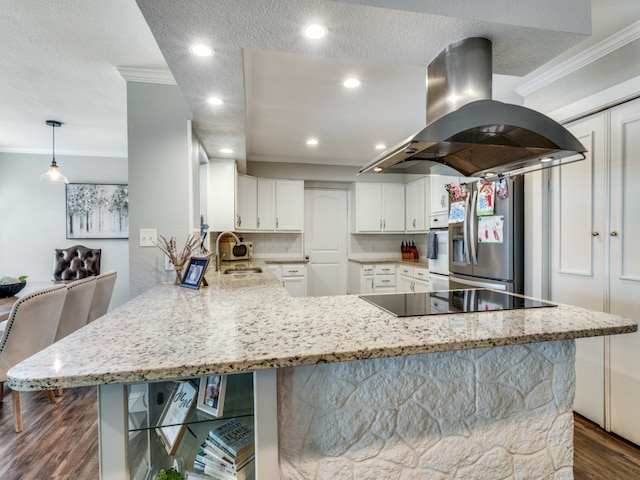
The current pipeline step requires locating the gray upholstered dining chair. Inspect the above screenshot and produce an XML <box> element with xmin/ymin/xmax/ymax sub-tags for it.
<box><xmin>0</xmin><ymin>284</ymin><xmax>67</xmax><ymax>432</ymax></box>
<box><xmin>52</xmin><ymin>245</ymin><xmax>101</xmax><ymax>282</ymax></box>
<box><xmin>86</xmin><ymin>271</ymin><xmax>117</xmax><ymax>324</ymax></box>
<box><xmin>54</xmin><ymin>276</ymin><xmax>97</xmax><ymax>342</ymax></box>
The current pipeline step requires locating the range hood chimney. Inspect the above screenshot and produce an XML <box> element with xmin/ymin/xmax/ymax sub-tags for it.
<box><xmin>359</xmin><ymin>37</ymin><xmax>586</xmax><ymax>179</ymax></box>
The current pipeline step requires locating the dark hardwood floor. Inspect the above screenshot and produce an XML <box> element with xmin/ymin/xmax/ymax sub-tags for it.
<box><xmin>1</xmin><ymin>385</ymin><xmax>640</xmax><ymax>479</ymax></box>
<box><xmin>0</xmin><ymin>384</ymin><xmax>98</xmax><ymax>479</ymax></box>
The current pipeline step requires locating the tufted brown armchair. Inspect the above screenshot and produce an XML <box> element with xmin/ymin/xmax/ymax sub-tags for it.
<box><xmin>52</xmin><ymin>245</ymin><xmax>101</xmax><ymax>282</ymax></box>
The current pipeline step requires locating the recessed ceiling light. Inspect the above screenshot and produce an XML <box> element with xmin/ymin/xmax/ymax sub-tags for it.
<box><xmin>375</xmin><ymin>144</ymin><xmax>386</xmax><ymax>150</ymax></box>
<box><xmin>306</xmin><ymin>138</ymin><xmax>319</xmax><ymax>146</ymax></box>
<box><xmin>219</xmin><ymin>148</ymin><xmax>234</xmax><ymax>154</ymax></box>
<box><xmin>373</xmin><ymin>167</ymin><xmax>383</xmax><ymax>173</ymax></box>
<box><xmin>540</xmin><ymin>157</ymin><xmax>553</xmax><ymax>163</ymax></box>
<box><xmin>343</xmin><ymin>78</ymin><xmax>361</xmax><ymax>89</ymax></box>
<box><xmin>207</xmin><ymin>97</ymin><xmax>224</xmax><ymax>105</ymax></box>
<box><xmin>189</xmin><ymin>43</ymin><xmax>214</xmax><ymax>57</ymax></box>
<box><xmin>304</xmin><ymin>24</ymin><xmax>327</xmax><ymax>40</ymax></box>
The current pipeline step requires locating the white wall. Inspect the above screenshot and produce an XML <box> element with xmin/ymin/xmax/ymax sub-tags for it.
<box><xmin>0</xmin><ymin>152</ymin><xmax>129</xmax><ymax>308</ymax></box>
<box><xmin>126</xmin><ymin>81</ymin><xmax>194</xmax><ymax>299</ymax></box>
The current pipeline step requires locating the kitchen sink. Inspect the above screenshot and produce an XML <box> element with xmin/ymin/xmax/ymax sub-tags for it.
<box><xmin>223</xmin><ymin>266</ymin><xmax>263</xmax><ymax>275</ymax></box>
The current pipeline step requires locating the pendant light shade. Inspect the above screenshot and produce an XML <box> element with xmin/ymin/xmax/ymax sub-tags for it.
<box><xmin>40</xmin><ymin>120</ymin><xmax>68</xmax><ymax>184</ymax></box>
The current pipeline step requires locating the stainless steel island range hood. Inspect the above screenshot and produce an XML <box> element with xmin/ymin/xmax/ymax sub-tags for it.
<box><xmin>359</xmin><ymin>38</ymin><xmax>586</xmax><ymax>179</ymax></box>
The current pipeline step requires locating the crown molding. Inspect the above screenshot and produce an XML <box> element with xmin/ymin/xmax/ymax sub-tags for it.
<box><xmin>0</xmin><ymin>147</ymin><xmax>127</xmax><ymax>158</ymax></box>
<box><xmin>116</xmin><ymin>67</ymin><xmax>176</xmax><ymax>85</ymax></box>
<box><xmin>516</xmin><ymin>20</ymin><xmax>640</xmax><ymax>97</ymax></box>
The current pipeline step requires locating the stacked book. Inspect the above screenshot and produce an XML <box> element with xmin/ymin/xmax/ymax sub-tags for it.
<box><xmin>191</xmin><ymin>418</ymin><xmax>255</xmax><ymax>480</ymax></box>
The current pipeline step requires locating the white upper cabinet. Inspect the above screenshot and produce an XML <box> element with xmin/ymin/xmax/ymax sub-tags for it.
<box><xmin>430</xmin><ymin>174</ymin><xmax>457</xmax><ymax>214</ymax></box>
<box><xmin>350</xmin><ymin>183</ymin><xmax>405</xmax><ymax>233</ymax></box>
<box><xmin>258</xmin><ymin>179</ymin><xmax>304</xmax><ymax>232</ymax></box>
<box><xmin>236</xmin><ymin>175</ymin><xmax>257</xmax><ymax>231</ymax></box>
<box><xmin>257</xmin><ymin>178</ymin><xmax>276</xmax><ymax>231</ymax></box>
<box><xmin>405</xmin><ymin>177</ymin><xmax>429</xmax><ymax>232</ymax></box>
<box><xmin>207</xmin><ymin>159</ymin><xmax>237</xmax><ymax>231</ymax></box>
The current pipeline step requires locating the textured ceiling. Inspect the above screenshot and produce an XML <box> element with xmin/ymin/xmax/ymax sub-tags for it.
<box><xmin>1</xmin><ymin>0</ymin><xmax>638</xmax><ymax>171</ymax></box>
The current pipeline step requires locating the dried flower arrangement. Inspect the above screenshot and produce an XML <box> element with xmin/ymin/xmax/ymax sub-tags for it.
<box><xmin>155</xmin><ymin>234</ymin><xmax>200</xmax><ymax>269</ymax></box>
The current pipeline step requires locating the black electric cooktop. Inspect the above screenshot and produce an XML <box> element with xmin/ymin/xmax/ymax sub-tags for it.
<box><xmin>360</xmin><ymin>288</ymin><xmax>556</xmax><ymax>317</ymax></box>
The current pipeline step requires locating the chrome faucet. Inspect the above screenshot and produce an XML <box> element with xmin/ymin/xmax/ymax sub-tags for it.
<box><xmin>215</xmin><ymin>231</ymin><xmax>241</xmax><ymax>271</ymax></box>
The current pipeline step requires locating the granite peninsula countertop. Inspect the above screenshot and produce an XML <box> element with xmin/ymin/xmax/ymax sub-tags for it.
<box><xmin>8</xmin><ymin>261</ymin><xmax>637</xmax><ymax>391</ymax></box>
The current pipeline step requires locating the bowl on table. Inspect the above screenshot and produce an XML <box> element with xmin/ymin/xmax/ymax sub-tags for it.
<box><xmin>0</xmin><ymin>281</ymin><xmax>26</xmax><ymax>298</ymax></box>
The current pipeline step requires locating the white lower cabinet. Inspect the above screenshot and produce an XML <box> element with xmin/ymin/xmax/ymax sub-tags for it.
<box><xmin>397</xmin><ymin>265</ymin><xmax>431</xmax><ymax>293</ymax></box>
<box><xmin>268</xmin><ymin>264</ymin><xmax>306</xmax><ymax>297</ymax></box>
<box><xmin>348</xmin><ymin>262</ymin><xmax>374</xmax><ymax>294</ymax></box>
<box><xmin>282</xmin><ymin>264</ymin><xmax>306</xmax><ymax>297</ymax></box>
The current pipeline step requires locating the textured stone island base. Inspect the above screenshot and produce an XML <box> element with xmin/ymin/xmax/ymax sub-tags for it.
<box><xmin>278</xmin><ymin>340</ymin><xmax>575</xmax><ymax>479</ymax></box>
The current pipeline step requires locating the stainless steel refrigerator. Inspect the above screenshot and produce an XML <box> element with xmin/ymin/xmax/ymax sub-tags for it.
<box><xmin>448</xmin><ymin>176</ymin><xmax>524</xmax><ymax>293</ymax></box>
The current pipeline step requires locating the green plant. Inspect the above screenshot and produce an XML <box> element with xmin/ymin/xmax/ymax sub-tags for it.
<box><xmin>155</xmin><ymin>468</ymin><xmax>185</xmax><ymax>480</ymax></box>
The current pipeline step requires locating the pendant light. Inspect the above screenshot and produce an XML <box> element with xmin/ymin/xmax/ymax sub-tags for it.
<box><xmin>40</xmin><ymin>120</ymin><xmax>68</xmax><ymax>184</ymax></box>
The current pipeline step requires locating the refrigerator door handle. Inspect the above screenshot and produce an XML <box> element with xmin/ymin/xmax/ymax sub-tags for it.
<box><xmin>470</xmin><ymin>187</ymin><xmax>479</xmax><ymax>265</ymax></box>
<box><xmin>463</xmin><ymin>193</ymin><xmax>471</xmax><ymax>264</ymax></box>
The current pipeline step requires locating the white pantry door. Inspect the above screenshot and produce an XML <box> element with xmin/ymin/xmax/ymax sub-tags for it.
<box><xmin>608</xmin><ymin>99</ymin><xmax>640</xmax><ymax>445</ymax></box>
<box><xmin>550</xmin><ymin>112</ymin><xmax>607</xmax><ymax>426</ymax></box>
<box><xmin>304</xmin><ymin>188</ymin><xmax>348</xmax><ymax>297</ymax></box>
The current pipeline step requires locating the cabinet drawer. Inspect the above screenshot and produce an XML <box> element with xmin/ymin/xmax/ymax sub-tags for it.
<box><xmin>398</xmin><ymin>266</ymin><xmax>413</xmax><ymax>277</ymax></box>
<box><xmin>414</xmin><ymin>268</ymin><xmax>429</xmax><ymax>280</ymax></box>
<box><xmin>282</xmin><ymin>265</ymin><xmax>304</xmax><ymax>277</ymax></box>
<box><xmin>375</xmin><ymin>274</ymin><xmax>396</xmax><ymax>288</ymax></box>
<box><xmin>374</xmin><ymin>264</ymin><xmax>395</xmax><ymax>275</ymax></box>
<box><xmin>362</xmin><ymin>265</ymin><xmax>374</xmax><ymax>275</ymax></box>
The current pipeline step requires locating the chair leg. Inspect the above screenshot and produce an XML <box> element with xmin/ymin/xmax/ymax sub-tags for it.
<box><xmin>12</xmin><ymin>390</ymin><xmax>22</xmax><ymax>433</ymax></box>
<box><xmin>46</xmin><ymin>390</ymin><xmax>57</xmax><ymax>404</ymax></box>
<box><xmin>0</xmin><ymin>382</ymin><xmax>4</xmax><ymax>402</ymax></box>
<box><xmin>57</xmin><ymin>387</ymin><xmax>63</xmax><ymax>397</ymax></box>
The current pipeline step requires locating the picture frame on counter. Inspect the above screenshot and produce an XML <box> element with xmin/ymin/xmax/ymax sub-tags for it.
<box><xmin>181</xmin><ymin>256</ymin><xmax>210</xmax><ymax>290</ymax></box>
<box><xmin>156</xmin><ymin>380</ymin><xmax>198</xmax><ymax>455</ymax></box>
<box><xmin>197</xmin><ymin>374</ymin><xmax>227</xmax><ymax>417</ymax></box>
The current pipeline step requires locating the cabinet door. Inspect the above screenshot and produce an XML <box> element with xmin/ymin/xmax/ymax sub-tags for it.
<box><xmin>355</xmin><ymin>184</ymin><xmax>382</xmax><ymax>232</ymax></box>
<box><xmin>430</xmin><ymin>175</ymin><xmax>454</xmax><ymax>213</ymax></box>
<box><xmin>275</xmin><ymin>180</ymin><xmax>304</xmax><ymax>231</ymax></box>
<box><xmin>406</xmin><ymin>178</ymin><xmax>427</xmax><ymax>232</ymax></box>
<box><xmin>361</xmin><ymin>275</ymin><xmax>374</xmax><ymax>294</ymax></box>
<box><xmin>381</xmin><ymin>184</ymin><xmax>405</xmax><ymax>232</ymax></box>
<box><xmin>284</xmin><ymin>276</ymin><xmax>306</xmax><ymax>297</ymax></box>
<box><xmin>397</xmin><ymin>275</ymin><xmax>413</xmax><ymax>293</ymax></box>
<box><xmin>550</xmin><ymin>112</ymin><xmax>607</xmax><ymax>426</ymax></box>
<box><xmin>208</xmin><ymin>159</ymin><xmax>237</xmax><ymax>231</ymax></box>
<box><xmin>413</xmin><ymin>279</ymin><xmax>431</xmax><ymax>292</ymax></box>
<box><xmin>257</xmin><ymin>178</ymin><xmax>276</xmax><ymax>231</ymax></box>
<box><xmin>237</xmin><ymin>175</ymin><xmax>257</xmax><ymax>231</ymax></box>
<box><xmin>608</xmin><ymin>98</ymin><xmax>640</xmax><ymax>445</ymax></box>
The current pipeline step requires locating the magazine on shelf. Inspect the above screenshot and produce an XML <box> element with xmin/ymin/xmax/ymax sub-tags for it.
<box><xmin>207</xmin><ymin>418</ymin><xmax>255</xmax><ymax>463</ymax></box>
<box><xmin>192</xmin><ymin>459</ymin><xmax>255</xmax><ymax>480</ymax></box>
<box><xmin>197</xmin><ymin>443</ymin><xmax>255</xmax><ymax>472</ymax></box>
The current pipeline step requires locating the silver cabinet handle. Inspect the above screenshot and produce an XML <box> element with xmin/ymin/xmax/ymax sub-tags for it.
<box><xmin>380</xmin><ymin>219</ymin><xmax>382</xmax><ymax>230</ymax></box>
<box><xmin>276</xmin><ymin>218</ymin><xmax>279</xmax><ymax>229</ymax></box>
<box><xmin>611</xmin><ymin>231</ymin><xmax>618</xmax><ymax>237</ymax></box>
<box><xmin>383</xmin><ymin>219</ymin><xmax>386</xmax><ymax>229</ymax></box>
<box><xmin>257</xmin><ymin>218</ymin><xmax>260</xmax><ymax>228</ymax></box>
<box><xmin>413</xmin><ymin>219</ymin><xmax>416</xmax><ymax>228</ymax></box>
<box><xmin>237</xmin><ymin>215</ymin><xmax>241</xmax><ymax>228</ymax></box>
<box><xmin>592</xmin><ymin>232</ymin><xmax>599</xmax><ymax>237</ymax></box>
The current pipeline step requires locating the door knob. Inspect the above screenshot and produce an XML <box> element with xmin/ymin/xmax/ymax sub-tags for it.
<box><xmin>610</xmin><ymin>231</ymin><xmax>619</xmax><ymax>237</ymax></box>
<box><xmin>592</xmin><ymin>232</ymin><xmax>599</xmax><ymax>237</ymax></box>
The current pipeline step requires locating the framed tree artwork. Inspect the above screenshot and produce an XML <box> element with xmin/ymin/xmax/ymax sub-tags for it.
<box><xmin>65</xmin><ymin>183</ymin><xmax>128</xmax><ymax>239</ymax></box>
